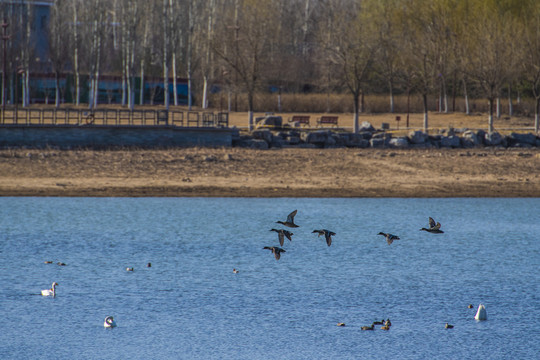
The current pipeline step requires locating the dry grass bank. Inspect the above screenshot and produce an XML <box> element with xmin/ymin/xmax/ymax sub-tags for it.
<box><xmin>0</xmin><ymin>147</ymin><xmax>538</xmax><ymax>197</ymax></box>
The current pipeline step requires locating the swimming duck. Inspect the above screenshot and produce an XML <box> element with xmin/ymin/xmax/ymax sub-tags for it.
<box><xmin>381</xmin><ymin>324</ymin><xmax>391</xmax><ymax>330</ymax></box>
<box><xmin>312</xmin><ymin>229</ymin><xmax>336</xmax><ymax>247</ymax></box>
<box><xmin>468</xmin><ymin>304</ymin><xmax>473</xmax><ymax>309</ymax></box>
<box><xmin>420</xmin><ymin>217</ymin><xmax>444</xmax><ymax>233</ymax></box>
<box><xmin>276</xmin><ymin>210</ymin><xmax>299</xmax><ymax>228</ymax></box>
<box><xmin>385</xmin><ymin>319</ymin><xmax>392</xmax><ymax>327</ymax></box>
<box><xmin>146</xmin><ymin>263</ymin><xmax>152</xmax><ymax>268</ymax></box>
<box><xmin>373</xmin><ymin>319</ymin><xmax>385</xmax><ymax>325</ymax></box>
<box><xmin>263</xmin><ymin>246</ymin><xmax>286</xmax><ymax>260</ymax></box>
<box><xmin>233</xmin><ymin>268</ymin><xmax>239</xmax><ymax>274</ymax></box>
<box><xmin>104</xmin><ymin>316</ymin><xmax>117</xmax><ymax>328</ymax></box>
<box><xmin>41</xmin><ymin>282</ymin><xmax>58</xmax><ymax>297</ymax></box>
<box><xmin>57</xmin><ymin>262</ymin><xmax>66</xmax><ymax>266</ymax></box>
<box><xmin>361</xmin><ymin>324</ymin><xmax>375</xmax><ymax>330</ymax></box>
<box><xmin>445</xmin><ymin>323</ymin><xmax>454</xmax><ymax>329</ymax></box>
<box><xmin>378</xmin><ymin>232</ymin><xmax>400</xmax><ymax>245</ymax></box>
<box><xmin>126</xmin><ymin>267</ymin><xmax>134</xmax><ymax>272</ymax></box>
<box><xmin>44</xmin><ymin>261</ymin><xmax>53</xmax><ymax>264</ymax></box>
<box><xmin>270</xmin><ymin>228</ymin><xmax>294</xmax><ymax>246</ymax></box>
<box><xmin>337</xmin><ymin>323</ymin><xmax>346</xmax><ymax>327</ymax></box>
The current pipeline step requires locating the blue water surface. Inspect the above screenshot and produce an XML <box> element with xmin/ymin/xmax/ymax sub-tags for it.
<box><xmin>0</xmin><ymin>197</ymin><xmax>539</xmax><ymax>359</ymax></box>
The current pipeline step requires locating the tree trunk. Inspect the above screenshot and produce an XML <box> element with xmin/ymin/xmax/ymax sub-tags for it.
<box><xmin>389</xmin><ymin>80</ymin><xmax>394</xmax><ymax>113</ymax></box>
<box><xmin>202</xmin><ymin>76</ymin><xmax>208</xmax><ymax>109</ymax></box>
<box><xmin>72</xmin><ymin>2</ymin><xmax>80</xmax><ymax>106</ymax></box>
<box><xmin>488</xmin><ymin>97</ymin><xmax>494</xmax><ymax>134</ymax></box>
<box><xmin>172</xmin><ymin>52</ymin><xmax>178</xmax><ymax>106</ymax></box>
<box><xmin>55</xmin><ymin>71</ymin><xmax>60</xmax><ymax>108</ymax></box>
<box><xmin>508</xmin><ymin>84</ymin><xmax>513</xmax><ymax>117</ymax></box>
<box><xmin>423</xmin><ymin>93</ymin><xmax>428</xmax><ymax>133</ymax></box>
<box><xmin>248</xmin><ymin>90</ymin><xmax>254</xmax><ymax>131</ymax></box>
<box><xmin>463</xmin><ymin>78</ymin><xmax>470</xmax><ymax>115</ymax></box>
<box><xmin>353</xmin><ymin>92</ymin><xmax>360</xmax><ymax>133</ymax></box>
<box><xmin>496</xmin><ymin>97</ymin><xmax>501</xmax><ymax>119</ymax></box>
<box><xmin>535</xmin><ymin>97</ymin><xmax>539</xmax><ymax>134</ymax></box>
<box><xmin>163</xmin><ymin>0</ymin><xmax>169</xmax><ymax>110</ymax></box>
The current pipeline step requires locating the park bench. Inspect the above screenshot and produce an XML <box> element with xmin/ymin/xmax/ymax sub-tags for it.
<box><xmin>288</xmin><ymin>115</ymin><xmax>310</xmax><ymax>127</ymax></box>
<box><xmin>317</xmin><ymin>116</ymin><xmax>339</xmax><ymax>127</ymax></box>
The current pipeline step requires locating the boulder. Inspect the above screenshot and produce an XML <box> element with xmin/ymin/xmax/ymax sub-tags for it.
<box><xmin>408</xmin><ymin>130</ymin><xmax>427</xmax><ymax>144</ymax></box>
<box><xmin>251</xmin><ymin>130</ymin><xmax>273</xmax><ymax>144</ymax></box>
<box><xmin>359</xmin><ymin>121</ymin><xmax>375</xmax><ymax>132</ymax></box>
<box><xmin>324</xmin><ymin>135</ymin><xmax>337</xmax><ymax>147</ymax></box>
<box><xmin>509</xmin><ymin>132</ymin><xmax>537</xmax><ymax>147</ymax></box>
<box><xmin>249</xmin><ymin>139</ymin><xmax>269</xmax><ymax>150</ymax></box>
<box><xmin>286</xmin><ymin>135</ymin><xmax>301</xmax><ymax>145</ymax></box>
<box><xmin>389</xmin><ymin>137</ymin><xmax>409</xmax><ymax>148</ymax></box>
<box><xmin>341</xmin><ymin>133</ymin><xmax>370</xmax><ymax>148</ymax></box>
<box><xmin>484</xmin><ymin>132</ymin><xmax>505</xmax><ymax>147</ymax></box>
<box><xmin>476</xmin><ymin>130</ymin><xmax>486</xmax><ymax>145</ymax></box>
<box><xmin>370</xmin><ymin>137</ymin><xmax>386</xmax><ymax>148</ymax></box>
<box><xmin>461</xmin><ymin>130</ymin><xmax>479</xmax><ymax>148</ymax></box>
<box><xmin>302</xmin><ymin>130</ymin><xmax>329</xmax><ymax>147</ymax></box>
<box><xmin>440</xmin><ymin>135</ymin><xmax>461</xmax><ymax>148</ymax></box>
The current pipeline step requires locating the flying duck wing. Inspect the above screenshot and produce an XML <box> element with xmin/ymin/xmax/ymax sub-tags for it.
<box><xmin>286</xmin><ymin>210</ymin><xmax>297</xmax><ymax>223</ymax></box>
<box><xmin>284</xmin><ymin>230</ymin><xmax>293</xmax><ymax>241</ymax></box>
<box><xmin>277</xmin><ymin>231</ymin><xmax>285</xmax><ymax>246</ymax></box>
<box><xmin>428</xmin><ymin>217</ymin><xmax>436</xmax><ymax>228</ymax></box>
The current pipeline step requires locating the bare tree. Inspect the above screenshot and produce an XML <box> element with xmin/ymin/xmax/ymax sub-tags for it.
<box><xmin>521</xmin><ymin>1</ymin><xmax>540</xmax><ymax>133</ymax></box>
<box><xmin>212</xmin><ymin>0</ymin><xmax>279</xmax><ymax>130</ymax></box>
<box><xmin>320</xmin><ymin>0</ymin><xmax>377</xmax><ymax>133</ymax></box>
<box><xmin>463</xmin><ymin>2</ymin><xmax>521</xmax><ymax>133</ymax></box>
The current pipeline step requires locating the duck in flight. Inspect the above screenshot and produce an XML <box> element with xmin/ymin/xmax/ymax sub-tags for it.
<box><xmin>276</xmin><ymin>210</ymin><xmax>299</xmax><ymax>228</ymax></box>
<box><xmin>312</xmin><ymin>229</ymin><xmax>336</xmax><ymax>246</ymax></box>
<box><xmin>270</xmin><ymin>228</ymin><xmax>294</xmax><ymax>246</ymax></box>
<box><xmin>263</xmin><ymin>246</ymin><xmax>286</xmax><ymax>260</ymax></box>
<box><xmin>420</xmin><ymin>217</ymin><xmax>444</xmax><ymax>233</ymax></box>
<box><xmin>378</xmin><ymin>232</ymin><xmax>400</xmax><ymax>245</ymax></box>
<box><xmin>41</xmin><ymin>282</ymin><xmax>58</xmax><ymax>297</ymax></box>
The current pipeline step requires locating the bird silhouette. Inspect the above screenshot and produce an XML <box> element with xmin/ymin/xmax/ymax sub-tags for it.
<box><xmin>270</xmin><ymin>228</ymin><xmax>294</xmax><ymax>246</ymax></box>
<box><xmin>420</xmin><ymin>217</ymin><xmax>444</xmax><ymax>233</ymax></box>
<box><xmin>276</xmin><ymin>210</ymin><xmax>299</xmax><ymax>228</ymax></box>
<box><xmin>263</xmin><ymin>246</ymin><xmax>286</xmax><ymax>260</ymax></box>
<box><xmin>378</xmin><ymin>232</ymin><xmax>400</xmax><ymax>245</ymax></box>
<box><xmin>312</xmin><ymin>229</ymin><xmax>336</xmax><ymax>246</ymax></box>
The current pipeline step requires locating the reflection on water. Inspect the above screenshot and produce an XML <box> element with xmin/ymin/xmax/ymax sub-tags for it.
<box><xmin>0</xmin><ymin>197</ymin><xmax>539</xmax><ymax>359</ymax></box>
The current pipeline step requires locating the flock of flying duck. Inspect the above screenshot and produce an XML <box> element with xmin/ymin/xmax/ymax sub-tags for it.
<box><xmin>39</xmin><ymin>210</ymin><xmax>476</xmax><ymax>330</ymax></box>
<box><xmin>262</xmin><ymin>210</ymin><xmax>444</xmax><ymax>260</ymax></box>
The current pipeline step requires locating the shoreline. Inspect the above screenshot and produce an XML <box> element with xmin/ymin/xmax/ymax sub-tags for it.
<box><xmin>1</xmin><ymin>147</ymin><xmax>539</xmax><ymax>198</ymax></box>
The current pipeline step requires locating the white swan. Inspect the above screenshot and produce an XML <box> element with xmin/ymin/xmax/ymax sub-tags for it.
<box><xmin>41</xmin><ymin>282</ymin><xmax>58</xmax><ymax>297</ymax></box>
<box><xmin>475</xmin><ymin>304</ymin><xmax>487</xmax><ymax>320</ymax></box>
<box><xmin>104</xmin><ymin>316</ymin><xmax>117</xmax><ymax>328</ymax></box>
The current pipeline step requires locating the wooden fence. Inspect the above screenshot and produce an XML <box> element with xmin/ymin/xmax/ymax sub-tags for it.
<box><xmin>0</xmin><ymin>108</ymin><xmax>229</xmax><ymax>128</ymax></box>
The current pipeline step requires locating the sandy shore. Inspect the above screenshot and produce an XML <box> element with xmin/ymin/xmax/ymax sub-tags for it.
<box><xmin>0</xmin><ymin>147</ymin><xmax>538</xmax><ymax>197</ymax></box>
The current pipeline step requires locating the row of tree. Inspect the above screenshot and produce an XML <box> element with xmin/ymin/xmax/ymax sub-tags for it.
<box><xmin>2</xmin><ymin>0</ymin><xmax>540</xmax><ymax>132</ymax></box>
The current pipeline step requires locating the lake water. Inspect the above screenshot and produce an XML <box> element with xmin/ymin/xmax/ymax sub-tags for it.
<box><xmin>1</xmin><ymin>197</ymin><xmax>539</xmax><ymax>359</ymax></box>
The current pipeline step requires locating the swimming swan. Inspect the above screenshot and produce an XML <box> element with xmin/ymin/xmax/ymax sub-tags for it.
<box><xmin>104</xmin><ymin>316</ymin><xmax>117</xmax><ymax>328</ymax></box>
<box><xmin>41</xmin><ymin>282</ymin><xmax>58</xmax><ymax>297</ymax></box>
<box><xmin>474</xmin><ymin>304</ymin><xmax>487</xmax><ymax>320</ymax></box>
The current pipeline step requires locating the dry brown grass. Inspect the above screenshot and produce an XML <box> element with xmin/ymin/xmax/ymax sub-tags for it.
<box><xmin>0</xmin><ymin>147</ymin><xmax>538</xmax><ymax>197</ymax></box>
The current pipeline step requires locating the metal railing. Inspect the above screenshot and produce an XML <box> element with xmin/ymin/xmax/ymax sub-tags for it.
<box><xmin>0</xmin><ymin>108</ymin><xmax>229</xmax><ymax>128</ymax></box>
